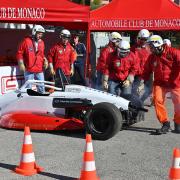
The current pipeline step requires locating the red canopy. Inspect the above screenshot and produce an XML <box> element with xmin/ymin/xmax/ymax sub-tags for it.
<box><xmin>0</xmin><ymin>0</ymin><xmax>90</xmax><ymax>30</ymax></box>
<box><xmin>90</xmin><ymin>0</ymin><xmax>180</xmax><ymax>31</ymax></box>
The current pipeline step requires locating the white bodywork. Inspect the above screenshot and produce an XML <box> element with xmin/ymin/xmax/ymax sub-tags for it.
<box><xmin>0</xmin><ymin>80</ymin><xmax>130</xmax><ymax>116</ymax></box>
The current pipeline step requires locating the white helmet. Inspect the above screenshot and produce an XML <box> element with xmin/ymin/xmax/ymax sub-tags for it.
<box><xmin>148</xmin><ymin>35</ymin><xmax>163</xmax><ymax>47</ymax></box>
<box><xmin>32</xmin><ymin>25</ymin><xmax>45</xmax><ymax>36</ymax></box>
<box><xmin>109</xmin><ymin>32</ymin><xmax>122</xmax><ymax>43</ymax></box>
<box><xmin>137</xmin><ymin>29</ymin><xmax>150</xmax><ymax>39</ymax></box>
<box><xmin>60</xmin><ymin>29</ymin><xmax>71</xmax><ymax>39</ymax></box>
<box><xmin>117</xmin><ymin>40</ymin><xmax>130</xmax><ymax>57</ymax></box>
<box><xmin>163</xmin><ymin>39</ymin><xmax>171</xmax><ymax>47</ymax></box>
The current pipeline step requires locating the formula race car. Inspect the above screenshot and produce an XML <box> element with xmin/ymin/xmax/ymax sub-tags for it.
<box><xmin>0</xmin><ymin>69</ymin><xmax>147</xmax><ymax>140</ymax></box>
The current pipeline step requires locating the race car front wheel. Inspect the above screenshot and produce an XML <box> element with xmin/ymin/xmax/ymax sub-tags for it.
<box><xmin>85</xmin><ymin>102</ymin><xmax>123</xmax><ymax>140</ymax></box>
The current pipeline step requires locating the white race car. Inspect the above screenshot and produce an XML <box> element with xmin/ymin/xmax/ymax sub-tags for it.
<box><xmin>0</xmin><ymin>69</ymin><xmax>147</xmax><ymax>140</ymax></box>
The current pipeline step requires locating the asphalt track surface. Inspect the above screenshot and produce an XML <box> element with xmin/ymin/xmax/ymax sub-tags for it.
<box><xmin>0</xmin><ymin>99</ymin><xmax>179</xmax><ymax>180</ymax></box>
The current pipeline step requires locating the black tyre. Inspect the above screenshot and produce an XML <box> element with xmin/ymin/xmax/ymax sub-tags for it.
<box><xmin>85</xmin><ymin>102</ymin><xmax>123</xmax><ymax>140</ymax></box>
<box><xmin>121</xmin><ymin>94</ymin><xmax>145</xmax><ymax>124</ymax></box>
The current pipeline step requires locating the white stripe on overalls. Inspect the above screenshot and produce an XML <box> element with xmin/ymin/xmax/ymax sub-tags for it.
<box><xmin>21</xmin><ymin>153</ymin><xmax>35</xmax><ymax>163</ymax></box>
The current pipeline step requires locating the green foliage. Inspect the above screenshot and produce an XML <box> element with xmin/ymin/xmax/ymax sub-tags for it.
<box><xmin>91</xmin><ymin>3</ymin><xmax>102</xmax><ymax>10</ymax></box>
<box><xmin>80</xmin><ymin>0</ymin><xmax>85</xmax><ymax>5</ymax></box>
<box><xmin>93</xmin><ymin>0</ymin><xmax>102</xmax><ymax>5</ymax></box>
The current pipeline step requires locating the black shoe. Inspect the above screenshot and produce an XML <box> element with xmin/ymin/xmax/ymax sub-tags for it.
<box><xmin>156</xmin><ymin>121</ymin><xmax>171</xmax><ymax>134</ymax></box>
<box><xmin>174</xmin><ymin>122</ymin><xmax>180</xmax><ymax>134</ymax></box>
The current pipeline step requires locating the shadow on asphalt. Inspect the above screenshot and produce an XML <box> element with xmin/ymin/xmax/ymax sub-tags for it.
<box><xmin>48</xmin><ymin>129</ymin><xmax>86</xmax><ymax>139</ymax></box>
<box><xmin>39</xmin><ymin>171</ymin><xmax>76</xmax><ymax>180</ymax></box>
<box><xmin>0</xmin><ymin>163</ymin><xmax>76</xmax><ymax>180</ymax></box>
<box><xmin>0</xmin><ymin>162</ymin><xmax>16</xmax><ymax>170</ymax></box>
<box><xmin>1</xmin><ymin>128</ymin><xmax>86</xmax><ymax>140</ymax></box>
<box><xmin>123</xmin><ymin>126</ymin><xmax>158</xmax><ymax>135</ymax></box>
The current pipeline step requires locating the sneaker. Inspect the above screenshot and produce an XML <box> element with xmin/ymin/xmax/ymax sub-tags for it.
<box><xmin>174</xmin><ymin>122</ymin><xmax>180</xmax><ymax>134</ymax></box>
<box><xmin>156</xmin><ymin>121</ymin><xmax>171</xmax><ymax>134</ymax></box>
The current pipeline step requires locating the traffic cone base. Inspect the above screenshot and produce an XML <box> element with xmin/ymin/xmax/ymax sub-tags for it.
<box><xmin>169</xmin><ymin>148</ymin><xmax>180</xmax><ymax>180</ymax></box>
<box><xmin>15</xmin><ymin>166</ymin><xmax>37</xmax><ymax>176</ymax></box>
<box><xmin>78</xmin><ymin>134</ymin><xmax>100</xmax><ymax>180</ymax></box>
<box><xmin>169</xmin><ymin>168</ymin><xmax>180</xmax><ymax>180</ymax></box>
<box><xmin>14</xmin><ymin>126</ymin><xmax>43</xmax><ymax>176</ymax></box>
<box><xmin>14</xmin><ymin>162</ymin><xmax>43</xmax><ymax>176</ymax></box>
<box><xmin>78</xmin><ymin>171</ymin><xmax>100</xmax><ymax>180</ymax></box>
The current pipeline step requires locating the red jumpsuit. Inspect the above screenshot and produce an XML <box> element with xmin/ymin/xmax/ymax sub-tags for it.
<box><xmin>131</xmin><ymin>45</ymin><xmax>151</xmax><ymax>76</ymax></box>
<box><xmin>48</xmin><ymin>42</ymin><xmax>76</xmax><ymax>76</ymax></box>
<box><xmin>104</xmin><ymin>51</ymin><xmax>138</xmax><ymax>81</ymax></box>
<box><xmin>142</xmin><ymin>45</ymin><xmax>180</xmax><ymax>124</ymax></box>
<box><xmin>96</xmin><ymin>42</ymin><xmax>115</xmax><ymax>74</ymax></box>
<box><xmin>16</xmin><ymin>36</ymin><xmax>45</xmax><ymax>73</ymax></box>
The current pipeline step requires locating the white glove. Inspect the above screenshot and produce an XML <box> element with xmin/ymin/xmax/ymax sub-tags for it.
<box><xmin>137</xmin><ymin>80</ymin><xmax>144</xmax><ymax>93</ymax></box>
<box><xmin>103</xmin><ymin>80</ymin><xmax>108</xmax><ymax>90</ymax></box>
<box><xmin>122</xmin><ymin>80</ymin><xmax>130</xmax><ymax>88</ymax></box>
<box><xmin>102</xmin><ymin>75</ymin><xmax>109</xmax><ymax>90</ymax></box>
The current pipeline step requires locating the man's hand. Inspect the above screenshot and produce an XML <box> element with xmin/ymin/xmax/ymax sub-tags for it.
<box><xmin>43</xmin><ymin>57</ymin><xmax>48</xmax><ymax>70</ymax></box>
<box><xmin>137</xmin><ymin>80</ymin><xmax>144</xmax><ymax>94</ymax></box>
<box><xmin>49</xmin><ymin>63</ymin><xmax>55</xmax><ymax>76</ymax></box>
<box><xmin>70</xmin><ymin>64</ymin><xmax>74</xmax><ymax>76</ymax></box>
<box><xmin>18</xmin><ymin>60</ymin><xmax>25</xmax><ymax>73</ymax></box>
<box><xmin>122</xmin><ymin>80</ymin><xmax>130</xmax><ymax>88</ymax></box>
<box><xmin>70</xmin><ymin>68</ymin><xmax>74</xmax><ymax>76</ymax></box>
<box><xmin>127</xmin><ymin>74</ymin><xmax>134</xmax><ymax>83</ymax></box>
<box><xmin>49</xmin><ymin>67</ymin><xmax>55</xmax><ymax>76</ymax></box>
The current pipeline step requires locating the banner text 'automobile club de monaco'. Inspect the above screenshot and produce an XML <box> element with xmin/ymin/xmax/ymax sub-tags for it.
<box><xmin>90</xmin><ymin>19</ymin><xmax>180</xmax><ymax>29</ymax></box>
<box><xmin>0</xmin><ymin>7</ymin><xmax>45</xmax><ymax>19</ymax></box>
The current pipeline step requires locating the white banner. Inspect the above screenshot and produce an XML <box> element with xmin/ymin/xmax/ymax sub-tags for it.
<box><xmin>0</xmin><ymin>66</ymin><xmax>24</xmax><ymax>95</ymax></box>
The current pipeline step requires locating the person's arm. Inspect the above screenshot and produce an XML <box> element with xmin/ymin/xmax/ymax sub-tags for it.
<box><xmin>102</xmin><ymin>53</ymin><xmax>113</xmax><ymax>90</ymax></box>
<box><xmin>47</xmin><ymin>46</ymin><xmax>56</xmax><ymax>75</ymax></box>
<box><xmin>16</xmin><ymin>39</ymin><xmax>26</xmax><ymax>73</ymax></box>
<box><xmin>96</xmin><ymin>47</ymin><xmax>109</xmax><ymax>72</ymax></box>
<box><xmin>43</xmin><ymin>57</ymin><xmax>48</xmax><ymax>70</ymax></box>
<box><xmin>123</xmin><ymin>53</ymin><xmax>137</xmax><ymax>88</ymax></box>
<box><xmin>70</xmin><ymin>46</ymin><xmax>77</xmax><ymax>76</ymax></box>
<box><xmin>141</xmin><ymin>55</ymin><xmax>153</xmax><ymax>81</ymax></box>
<box><xmin>80</xmin><ymin>43</ymin><xmax>86</xmax><ymax>57</ymax></box>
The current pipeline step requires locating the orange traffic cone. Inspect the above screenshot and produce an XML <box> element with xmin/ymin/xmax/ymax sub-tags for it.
<box><xmin>169</xmin><ymin>148</ymin><xmax>180</xmax><ymax>180</ymax></box>
<box><xmin>78</xmin><ymin>134</ymin><xmax>100</xmax><ymax>180</ymax></box>
<box><xmin>14</xmin><ymin>126</ymin><xmax>43</xmax><ymax>176</ymax></box>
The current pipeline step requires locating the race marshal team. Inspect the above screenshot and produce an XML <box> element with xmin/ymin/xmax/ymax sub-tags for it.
<box><xmin>16</xmin><ymin>25</ymin><xmax>180</xmax><ymax>134</ymax></box>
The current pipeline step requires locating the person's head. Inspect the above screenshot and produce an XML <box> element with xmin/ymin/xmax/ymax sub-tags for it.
<box><xmin>109</xmin><ymin>32</ymin><xmax>122</xmax><ymax>47</ymax></box>
<box><xmin>73</xmin><ymin>34</ymin><xmax>80</xmax><ymax>45</ymax></box>
<box><xmin>32</xmin><ymin>25</ymin><xmax>45</xmax><ymax>41</ymax></box>
<box><xmin>117</xmin><ymin>40</ymin><xmax>130</xmax><ymax>58</ymax></box>
<box><xmin>148</xmin><ymin>35</ymin><xmax>164</xmax><ymax>55</ymax></box>
<box><xmin>60</xmin><ymin>29</ymin><xmax>71</xmax><ymax>46</ymax></box>
<box><xmin>163</xmin><ymin>39</ymin><xmax>171</xmax><ymax>47</ymax></box>
<box><xmin>137</xmin><ymin>29</ymin><xmax>150</xmax><ymax>47</ymax></box>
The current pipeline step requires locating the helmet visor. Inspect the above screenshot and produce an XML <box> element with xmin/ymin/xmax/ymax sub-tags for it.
<box><xmin>112</xmin><ymin>38</ymin><xmax>121</xmax><ymax>43</ymax></box>
<box><xmin>138</xmin><ymin>37</ymin><xmax>148</xmax><ymax>41</ymax></box>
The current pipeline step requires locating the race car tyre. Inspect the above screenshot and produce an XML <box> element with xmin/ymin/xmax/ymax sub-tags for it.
<box><xmin>85</xmin><ymin>102</ymin><xmax>123</xmax><ymax>140</ymax></box>
<box><xmin>121</xmin><ymin>94</ymin><xmax>145</xmax><ymax>124</ymax></box>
